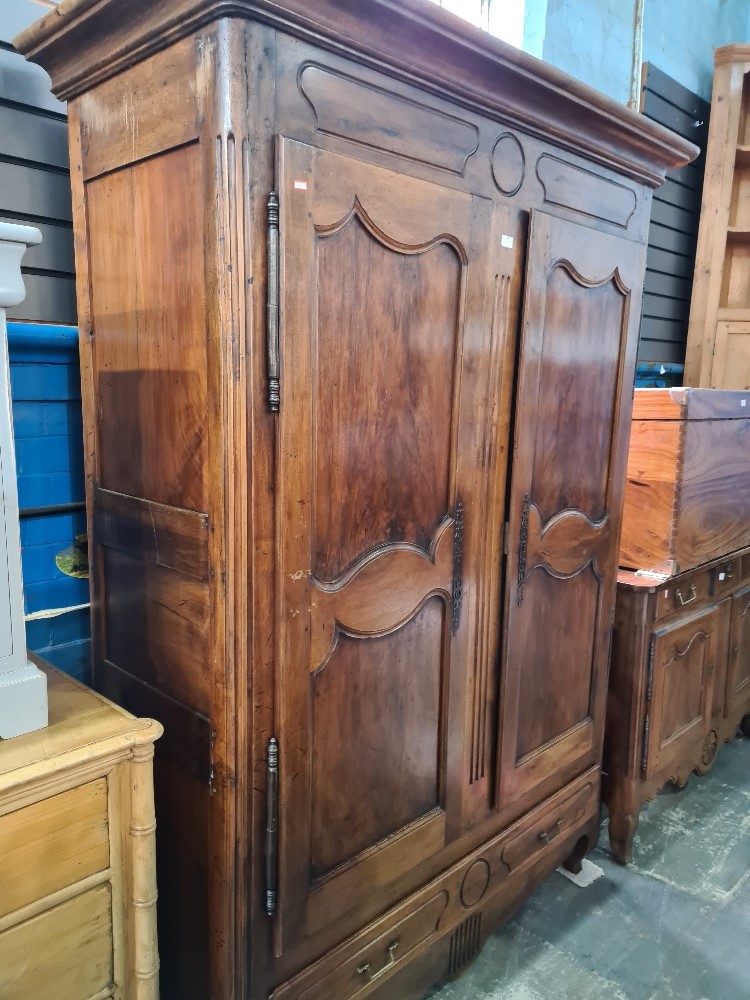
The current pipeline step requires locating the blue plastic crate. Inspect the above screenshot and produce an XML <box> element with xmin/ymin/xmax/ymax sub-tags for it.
<box><xmin>7</xmin><ymin>322</ymin><xmax>90</xmax><ymax>683</ymax></box>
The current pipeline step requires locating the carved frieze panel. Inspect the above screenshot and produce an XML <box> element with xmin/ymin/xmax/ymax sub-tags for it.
<box><xmin>298</xmin><ymin>63</ymin><xmax>479</xmax><ymax>173</ymax></box>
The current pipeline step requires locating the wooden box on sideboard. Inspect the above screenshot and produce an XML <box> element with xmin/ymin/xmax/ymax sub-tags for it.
<box><xmin>619</xmin><ymin>387</ymin><xmax>750</xmax><ymax>574</ymax></box>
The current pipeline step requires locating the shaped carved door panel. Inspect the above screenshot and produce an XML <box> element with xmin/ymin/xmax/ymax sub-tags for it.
<box><xmin>646</xmin><ymin>607</ymin><xmax>717</xmax><ymax>775</ymax></box>
<box><xmin>274</xmin><ymin>137</ymin><xmax>492</xmax><ymax>950</ymax></box>
<box><xmin>498</xmin><ymin>211</ymin><xmax>644</xmax><ymax>806</ymax></box>
<box><xmin>727</xmin><ymin>584</ymin><xmax>750</xmax><ymax>718</ymax></box>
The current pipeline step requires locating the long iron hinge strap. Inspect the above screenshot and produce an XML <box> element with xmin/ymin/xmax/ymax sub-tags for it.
<box><xmin>452</xmin><ymin>499</ymin><xmax>464</xmax><ymax>634</ymax></box>
<box><xmin>265</xmin><ymin>737</ymin><xmax>279</xmax><ymax>916</ymax></box>
<box><xmin>267</xmin><ymin>191</ymin><xmax>281</xmax><ymax>413</ymax></box>
<box><xmin>646</xmin><ymin>636</ymin><xmax>656</xmax><ymax>703</ymax></box>
<box><xmin>641</xmin><ymin>713</ymin><xmax>650</xmax><ymax>775</ymax></box>
<box><xmin>516</xmin><ymin>492</ymin><xmax>530</xmax><ymax>606</ymax></box>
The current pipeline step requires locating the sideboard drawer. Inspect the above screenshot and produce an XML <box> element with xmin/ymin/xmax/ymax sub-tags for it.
<box><xmin>654</xmin><ymin>569</ymin><xmax>709</xmax><ymax>621</ymax></box>
<box><xmin>709</xmin><ymin>558</ymin><xmax>740</xmax><ymax>597</ymax></box>
<box><xmin>0</xmin><ymin>778</ymin><xmax>109</xmax><ymax>919</ymax></box>
<box><xmin>0</xmin><ymin>883</ymin><xmax>113</xmax><ymax>1000</ymax></box>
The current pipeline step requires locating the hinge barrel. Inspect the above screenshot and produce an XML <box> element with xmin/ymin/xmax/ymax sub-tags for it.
<box><xmin>452</xmin><ymin>499</ymin><xmax>464</xmax><ymax>634</ymax></box>
<box><xmin>516</xmin><ymin>492</ymin><xmax>530</xmax><ymax>606</ymax></box>
<box><xmin>267</xmin><ymin>191</ymin><xmax>281</xmax><ymax>412</ymax></box>
<box><xmin>640</xmin><ymin>713</ymin><xmax>650</xmax><ymax>775</ymax></box>
<box><xmin>646</xmin><ymin>637</ymin><xmax>656</xmax><ymax>702</ymax></box>
<box><xmin>265</xmin><ymin>737</ymin><xmax>279</xmax><ymax>916</ymax></box>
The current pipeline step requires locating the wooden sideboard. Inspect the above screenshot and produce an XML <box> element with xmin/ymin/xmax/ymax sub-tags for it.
<box><xmin>16</xmin><ymin>2</ymin><xmax>693</xmax><ymax>997</ymax></box>
<box><xmin>605</xmin><ymin>553</ymin><xmax>750</xmax><ymax>865</ymax></box>
<box><xmin>0</xmin><ymin>660</ymin><xmax>162</xmax><ymax>1000</ymax></box>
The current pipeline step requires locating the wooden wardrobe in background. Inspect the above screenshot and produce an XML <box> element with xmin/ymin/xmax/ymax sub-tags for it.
<box><xmin>16</xmin><ymin>3</ymin><xmax>693</xmax><ymax>998</ymax></box>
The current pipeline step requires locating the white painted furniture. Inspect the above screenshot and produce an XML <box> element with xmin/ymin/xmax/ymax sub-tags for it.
<box><xmin>0</xmin><ymin>222</ymin><xmax>47</xmax><ymax>739</ymax></box>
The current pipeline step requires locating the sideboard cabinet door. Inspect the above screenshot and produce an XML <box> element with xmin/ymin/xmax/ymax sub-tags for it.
<box><xmin>272</xmin><ymin>137</ymin><xmax>493</xmax><ymax>950</ymax></box>
<box><xmin>644</xmin><ymin>606</ymin><xmax>718</xmax><ymax>776</ymax></box>
<box><xmin>727</xmin><ymin>583</ymin><xmax>750</xmax><ymax>720</ymax></box>
<box><xmin>498</xmin><ymin>211</ymin><xmax>644</xmax><ymax>807</ymax></box>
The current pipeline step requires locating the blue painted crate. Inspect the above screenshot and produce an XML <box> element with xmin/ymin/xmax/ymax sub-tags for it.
<box><xmin>7</xmin><ymin>322</ymin><xmax>91</xmax><ymax>683</ymax></box>
<box><xmin>634</xmin><ymin>361</ymin><xmax>685</xmax><ymax>389</ymax></box>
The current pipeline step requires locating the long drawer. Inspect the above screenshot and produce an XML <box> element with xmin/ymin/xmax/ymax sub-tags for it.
<box><xmin>0</xmin><ymin>778</ymin><xmax>110</xmax><ymax>920</ymax></box>
<box><xmin>0</xmin><ymin>883</ymin><xmax>114</xmax><ymax>1000</ymax></box>
<box><xmin>271</xmin><ymin>768</ymin><xmax>599</xmax><ymax>1000</ymax></box>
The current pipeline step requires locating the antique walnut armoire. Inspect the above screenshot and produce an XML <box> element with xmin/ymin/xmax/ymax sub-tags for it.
<box><xmin>17</xmin><ymin>3</ymin><xmax>694</xmax><ymax>998</ymax></box>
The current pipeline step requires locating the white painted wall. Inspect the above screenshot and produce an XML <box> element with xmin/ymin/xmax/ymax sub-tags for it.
<box><xmin>542</xmin><ymin>0</ymin><xmax>750</xmax><ymax>103</ymax></box>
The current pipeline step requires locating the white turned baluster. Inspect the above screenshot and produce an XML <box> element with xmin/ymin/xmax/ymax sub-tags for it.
<box><xmin>0</xmin><ymin>222</ymin><xmax>48</xmax><ymax>739</ymax></box>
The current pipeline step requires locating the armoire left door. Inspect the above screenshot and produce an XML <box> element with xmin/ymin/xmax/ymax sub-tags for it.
<box><xmin>271</xmin><ymin>137</ymin><xmax>495</xmax><ymax>952</ymax></box>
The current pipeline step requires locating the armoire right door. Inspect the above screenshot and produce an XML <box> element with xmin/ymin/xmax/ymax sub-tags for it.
<box><xmin>498</xmin><ymin>210</ymin><xmax>645</xmax><ymax>806</ymax></box>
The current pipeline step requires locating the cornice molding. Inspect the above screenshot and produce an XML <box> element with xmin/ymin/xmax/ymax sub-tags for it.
<box><xmin>14</xmin><ymin>0</ymin><xmax>697</xmax><ymax>187</ymax></box>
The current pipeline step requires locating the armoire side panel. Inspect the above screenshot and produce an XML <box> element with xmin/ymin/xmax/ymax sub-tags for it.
<box><xmin>86</xmin><ymin>143</ymin><xmax>209</xmax><ymax>512</ymax></box>
<box><xmin>75</xmin><ymin>48</ymin><xmax>220</xmax><ymax>1000</ymax></box>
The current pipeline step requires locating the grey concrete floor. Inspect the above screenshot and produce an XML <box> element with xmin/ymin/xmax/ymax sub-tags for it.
<box><xmin>426</xmin><ymin>735</ymin><xmax>750</xmax><ymax>1000</ymax></box>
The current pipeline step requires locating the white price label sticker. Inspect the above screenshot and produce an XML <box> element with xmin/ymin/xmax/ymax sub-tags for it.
<box><xmin>294</xmin><ymin>180</ymin><xmax>308</xmax><ymax>190</ymax></box>
<box><xmin>501</xmin><ymin>235</ymin><xmax>514</xmax><ymax>249</ymax></box>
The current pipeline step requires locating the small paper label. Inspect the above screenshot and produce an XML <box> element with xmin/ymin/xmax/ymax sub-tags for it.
<box><xmin>719</xmin><ymin>572</ymin><xmax>726</xmax><ymax>581</ymax></box>
<box><xmin>294</xmin><ymin>180</ymin><xmax>308</xmax><ymax>190</ymax></box>
<box><xmin>741</xmin><ymin>399</ymin><xmax>747</xmax><ymax>407</ymax></box>
<box><xmin>501</xmin><ymin>235</ymin><xmax>514</xmax><ymax>248</ymax></box>
<box><xmin>664</xmin><ymin>589</ymin><xmax>669</xmax><ymax>598</ymax></box>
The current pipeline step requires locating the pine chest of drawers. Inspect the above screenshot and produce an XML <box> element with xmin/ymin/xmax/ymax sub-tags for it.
<box><xmin>0</xmin><ymin>660</ymin><xmax>162</xmax><ymax>1000</ymax></box>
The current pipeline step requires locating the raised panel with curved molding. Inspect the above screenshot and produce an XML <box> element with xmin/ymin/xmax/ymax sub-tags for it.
<box><xmin>274</xmin><ymin>137</ymin><xmax>495</xmax><ymax>950</ymax></box>
<box><xmin>498</xmin><ymin>211</ymin><xmax>645</xmax><ymax>805</ymax></box>
<box><xmin>727</xmin><ymin>583</ymin><xmax>750</xmax><ymax>718</ymax></box>
<box><xmin>646</xmin><ymin>606</ymin><xmax>717</xmax><ymax>777</ymax></box>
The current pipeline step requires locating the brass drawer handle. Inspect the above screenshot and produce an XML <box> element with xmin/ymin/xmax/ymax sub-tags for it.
<box><xmin>537</xmin><ymin>818</ymin><xmax>563</xmax><ymax>844</ymax></box>
<box><xmin>676</xmin><ymin>585</ymin><xmax>697</xmax><ymax>606</ymax></box>
<box><xmin>357</xmin><ymin>939</ymin><xmax>399</xmax><ymax>984</ymax></box>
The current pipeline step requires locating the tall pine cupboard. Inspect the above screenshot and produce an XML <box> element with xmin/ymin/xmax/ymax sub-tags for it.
<box><xmin>16</xmin><ymin>3</ymin><xmax>694</xmax><ymax>997</ymax></box>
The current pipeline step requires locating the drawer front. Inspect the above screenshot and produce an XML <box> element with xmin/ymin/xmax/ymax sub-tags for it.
<box><xmin>501</xmin><ymin>782</ymin><xmax>596</xmax><ymax>871</ymax></box>
<box><xmin>0</xmin><ymin>779</ymin><xmax>110</xmax><ymax>919</ymax></box>
<box><xmin>271</xmin><ymin>769</ymin><xmax>598</xmax><ymax>1000</ymax></box>
<box><xmin>283</xmin><ymin>892</ymin><xmax>449</xmax><ymax>1000</ymax></box>
<box><xmin>654</xmin><ymin>569</ymin><xmax>709</xmax><ymax>621</ymax></box>
<box><xmin>709</xmin><ymin>559</ymin><xmax>740</xmax><ymax>598</ymax></box>
<box><xmin>0</xmin><ymin>883</ymin><xmax>113</xmax><ymax>1000</ymax></box>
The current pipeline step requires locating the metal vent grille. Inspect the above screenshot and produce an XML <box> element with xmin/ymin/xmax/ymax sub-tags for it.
<box><xmin>448</xmin><ymin>913</ymin><xmax>482</xmax><ymax>976</ymax></box>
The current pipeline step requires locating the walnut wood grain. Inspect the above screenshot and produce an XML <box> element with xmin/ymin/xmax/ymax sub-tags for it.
<box><xmin>15</xmin><ymin>0</ymin><xmax>696</xmax><ymax>186</ymax></box>
<box><xmin>12</xmin><ymin>4</ymin><xmax>694</xmax><ymax>996</ymax></box>
<box><xmin>498</xmin><ymin>211</ymin><xmax>644</xmax><ymax>806</ymax></box>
